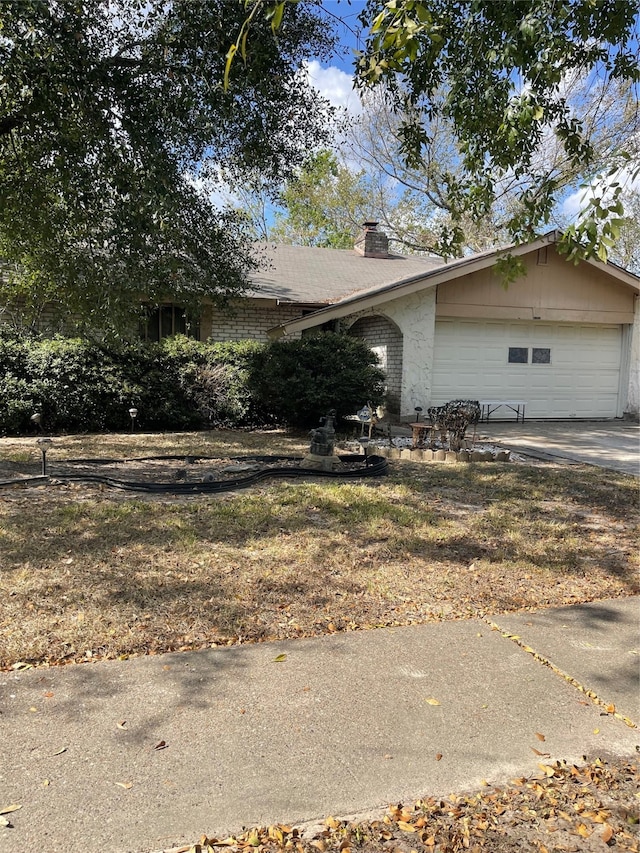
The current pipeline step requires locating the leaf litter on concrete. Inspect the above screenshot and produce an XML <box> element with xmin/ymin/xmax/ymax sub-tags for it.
<box><xmin>179</xmin><ymin>757</ymin><xmax>639</xmax><ymax>853</ymax></box>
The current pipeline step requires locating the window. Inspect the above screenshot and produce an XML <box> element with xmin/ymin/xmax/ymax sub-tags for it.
<box><xmin>508</xmin><ymin>347</ymin><xmax>528</xmax><ymax>364</ymax></box>
<box><xmin>508</xmin><ymin>346</ymin><xmax>552</xmax><ymax>364</ymax></box>
<box><xmin>532</xmin><ymin>347</ymin><xmax>551</xmax><ymax>364</ymax></box>
<box><xmin>139</xmin><ymin>304</ymin><xmax>200</xmax><ymax>342</ymax></box>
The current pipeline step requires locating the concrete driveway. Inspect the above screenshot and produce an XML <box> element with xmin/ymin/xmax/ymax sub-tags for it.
<box><xmin>480</xmin><ymin>419</ymin><xmax>639</xmax><ymax>476</ymax></box>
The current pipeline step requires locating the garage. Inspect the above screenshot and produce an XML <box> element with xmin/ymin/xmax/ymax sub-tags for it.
<box><xmin>431</xmin><ymin>319</ymin><xmax>625</xmax><ymax>419</ymax></box>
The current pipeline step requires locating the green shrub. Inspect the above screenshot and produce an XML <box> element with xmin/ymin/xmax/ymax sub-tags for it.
<box><xmin>247</xmin><ymin>332</ymin><xmax>385</xmax><ymax>428</ymax></box>
<box><xmin>0</xmin><ymin>332</ymin><xmax>385</xmax><ymax>434</ymax></box>
<box><xmin>0</xmin><ymin>333</ymin><xmax>274</xmax><ymax>434</ymax></box>
<box><xmin>168</xmin><ymin>337</ymin><xmax>268</xmax><ymax>428</ymax></box>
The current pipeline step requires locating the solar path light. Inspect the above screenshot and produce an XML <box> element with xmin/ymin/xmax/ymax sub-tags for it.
<box><xmin>36</xmin><ymin>437</ymin><xmax>52</xmax><ymax>476</ymax></box>
<box><xmin>128</xmin><ymin>407</ymin><xmax>138</xmax><ymax>433</ymax></box>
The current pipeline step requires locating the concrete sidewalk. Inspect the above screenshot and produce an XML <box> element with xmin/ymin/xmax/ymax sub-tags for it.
<box><xmin>1</xmin><ymin>598</ymin><xmax>638</xmax><ymax>853</ymax></box>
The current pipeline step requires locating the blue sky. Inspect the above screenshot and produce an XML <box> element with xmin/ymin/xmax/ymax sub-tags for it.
<box><xmin>304</xmin><ymin>2</ymin><xmax>369</xmax><ymax>112</ymax></box>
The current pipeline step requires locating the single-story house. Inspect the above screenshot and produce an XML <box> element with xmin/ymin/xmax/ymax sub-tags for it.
<box><xmin>233</xmin><ymin>226</ymin><xmax>639</xmax><ymax>421</ymax></box>
<box><xmin>7</xmin><ymin>222</ymin><xmax>638</xmax><ymax>419</ymax></box>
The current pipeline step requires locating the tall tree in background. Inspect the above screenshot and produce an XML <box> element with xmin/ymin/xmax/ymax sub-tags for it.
<box><xmin>0</xmin><ymin>0</ymin><xmax>334</xmax><ymax>332</ymax></box>
<box><xmin>340</xmin><ymin>73</ymin><xmax>639</xmax><ymax>258</ymax></box>
<box><xmin>270</xmin><ymin>150</ymin><xmax>383</xmax><ymax>248</ymax></box>
<box><xmin>609</xmin><ymin>192</ymin><xmax>640</xmax><ymax>274</ymax></box>
<box><xmin>232</xmin><ymin>0</ymin><xmax>640</xmax><ymax>263</ymax></box>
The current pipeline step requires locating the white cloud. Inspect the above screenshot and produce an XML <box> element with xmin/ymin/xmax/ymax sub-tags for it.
<box><xmin>306</xmin><ymin>60</ymin><xmax>362</xmax><ymax>114</ymax></box>
<box><xmin>561</xmin><ymin>160</ymin><xmax>640</xmax><ymax>221</ymax></box>
<box><xmin>561</xmin><ymin>186</ymin><xmax>588</xmax><ymax>220</ymax></box>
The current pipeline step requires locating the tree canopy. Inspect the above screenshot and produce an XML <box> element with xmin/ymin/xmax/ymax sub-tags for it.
<box><xmin>235</xmin><ymin>0</ymin><xmax>640</xmax><ymax>263</ymax></box>
<box><xmin>253</xmin><ymin>68</ymin><xmax>639</xmax><ymax>264</ymax></box>
<box><xmin>270</xmin><ymin>150</ymin><xmax>380</xmax><ymax>248</ymax></box>
<box><xmin>0</xmin><ymin>0</ymin><xmax>334</xmax><ymax>332</ymax></box>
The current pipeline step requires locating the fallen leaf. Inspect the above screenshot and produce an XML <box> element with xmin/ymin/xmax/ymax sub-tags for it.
<box><xmin>530</xmin><ymin>747</ymin><xmax>551</xmax><ymax>757</ymax></box>
<box><xmin>576</xmin><ymin>823</ymin><xmax>592</xmax><ymax>838</ymax></box>
<box><xmin>29</xmin><ymin>707</ymin><xmax>38</xmax><ymax>713</ymax></box>
<box><xmin>12</xmin><ymin>662</ymin><xmax>33</xmax><ymax>671</ymax></box>
<box><xmin>43</xmin><ymin>691</ymin><xmax>54</xmax><ymax>699</ymax></box>
<box><xmin>601</xmin><ymin>824</ymin><xmax>614</xmax><ymax>844</ymax></box>
<box><xmin>605</xmin><ymin>703</ymin><xmax>616</xmax><ymax>714</ymax></box>
<box><xmin>538</xmin><ymin>763</ymin><xmax>556</xmax><ymax>777</ymax></box>
<box><xmin>154</xmin><ymin>740</ymin><xmax>168</xmax><ymax>750</ymax></box>
<box><xmin>0</xmin><ymin>816</ymin><xmax>10</xmax><ymax>828</ymax></box>
<box><xmin>0</xmin><ymin>805</ymin><xmax>22</xmax><ymax>816</ymax></box>
<box><xmin>325</xmin><ymin>816</ymin><xmax>340</xmax><ymax>829</ymax></box>
<box><xmin>268</xmin><ymin>826</ymin><xmax>285</xmax><ymax>843</ymax></box>
<box><xmin>117</xmin><ymin>720</ymin><xmax>127</xmax><ymax>729</ymax></box>
<box><xmin>535</xmin><ymin>732</ymin><xmax>546</xmax><ymax>741</ymax></box>
<box><xmin>425</xmin><ymin>698</ymin><xmax>441</xmax><ymax>706</ymax></box>
<box><xmin>52</xmin><ymin>747</ymin><xmax>66</xmax><ymax>756</ymax></box>
<box><xmin>435</xmin><ymin>753</ymin><xmax>443</xmax><ymax>761</ymax></box>
<box><xmin>593</xmin><ymin>728</ymin><xmax>600</xmax><ymax>734</ymax></box>
<box><xmin>43</xmin><ymin>779</ymin><xmax>50</xmax><ymax>786</ymax></box>
<box><xmin>115</xmin><ymin>781</ymin><xmax>133</xmax><ymax>790</ymax></box>
<box><xmin>397</xmin><ymin>821</ymin><xmax>417</xmax><ymax>832</ymax></box>
<box><xmin>272</xmin><ymin>653</ymin><xmax>287</xmax><ymax>662</ymax></box>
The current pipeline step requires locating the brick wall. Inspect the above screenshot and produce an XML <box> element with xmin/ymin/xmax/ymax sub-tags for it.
<box><xmin>204</xmin><ymin>300</ymin><xmax>305</xmax><ymax>342</ymax></box>
<box><xmin>346</xmin><ymin>314</ymin><xmax>403</xmax><ymax>413</ymax></box>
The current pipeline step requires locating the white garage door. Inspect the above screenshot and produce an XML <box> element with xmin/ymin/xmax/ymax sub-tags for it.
<box><xmin>432</xmin><ymin>320</ymin><xmax>623</xmax><ymax>418</ymax></box>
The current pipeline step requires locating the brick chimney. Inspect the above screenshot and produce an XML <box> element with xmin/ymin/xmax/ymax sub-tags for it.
<box><xmin>354</xmin><ymin>221</ymin><xmax>390</xmax><ymax>258</ymax></box>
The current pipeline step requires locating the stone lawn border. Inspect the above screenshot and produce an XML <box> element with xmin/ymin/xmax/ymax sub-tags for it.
<box><xmin>369</xmin><ymin>446</ymin><xmax>511</xmax><ymax>463</ymax></box>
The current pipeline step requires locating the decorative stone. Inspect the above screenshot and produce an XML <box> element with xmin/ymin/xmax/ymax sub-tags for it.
<box><xmin>422</xmin><ymin>449</ymin><xmax>434</xmax><ymax>461</ymax></box>
<box><xmin>458</xmin><ymin>450</ymin><xmax>470</xmax><ymax>462</ymax></box>
<box><xmin>496</xmin><ymin>450</ymin><xmax>511</xmax><ymax>462</ymax></box>
<box><xmin>401</xmin><ymin>448</ymin><xmax>413</xmax><ymax>460</ymax></box>
<box><xmin>221</xmin><ymin>463</ymin><xmax>260</xmax><ymax>473</ymax></box>
<box><xmin>389</xmin><ymin>448</ymin><xmax>401</xmax><ymax>459</ymax></box>
<box><xmin>413</xmin><ymin>449</ymin><xmax>425</xmax><ymax>461</ymax></box>
<box><xmin>445</xmin><ymin>451</ymin><xmax>458</xmax><ymax>463</ymax></box>
<box><xmin>434</xmin><ymin>449</ymin><xmax>446</xmax><ymax>461</ymax></box>
<box><xmin>470</xmin><ymin>451</ymin><xmax>484</xmax><ymax>462</ymax></box>
<box><xmin>299</xmin><ymin>453</ymin><xmax>341</xmax><ymax>471</ymax></box>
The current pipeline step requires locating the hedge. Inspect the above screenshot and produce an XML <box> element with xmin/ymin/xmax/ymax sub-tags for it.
<box><xmin>0</xmin><ymin>332</ymin><xmax>385</xmax><ymax>434</ymax></box>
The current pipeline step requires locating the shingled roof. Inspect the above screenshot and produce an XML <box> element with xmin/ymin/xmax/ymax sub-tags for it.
<box><xmin>248</xmin><ymin>243</ymin><xmax>444</xmax><ymax>305</ymax></box>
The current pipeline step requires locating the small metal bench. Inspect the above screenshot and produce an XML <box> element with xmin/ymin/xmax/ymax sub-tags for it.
<box><xmin>479</xmin><ymin>401</ymin><xmax>526</xmax><ymax>423</ymax></box>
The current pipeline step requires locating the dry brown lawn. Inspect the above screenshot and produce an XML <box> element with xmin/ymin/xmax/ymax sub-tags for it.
<box><xmin>1</xmin><ymin>430</ymin><xmax>638</xmax><ymax>670</ymax></box>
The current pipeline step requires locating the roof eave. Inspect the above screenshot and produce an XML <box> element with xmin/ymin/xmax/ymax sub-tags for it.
<box><xmin>267</xmin><ymin>233</ymin><xmax>639</xmax><ymax>339</ymax></box>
